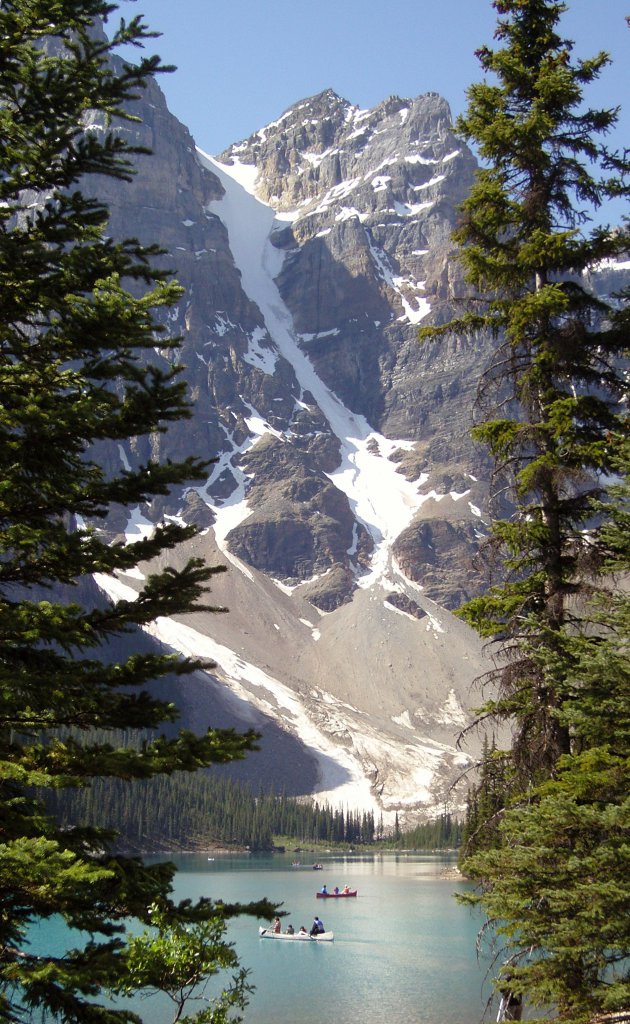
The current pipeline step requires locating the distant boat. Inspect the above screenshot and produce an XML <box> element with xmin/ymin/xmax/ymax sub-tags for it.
<box><xmin>316</xmin><ymin>889</ymin><xmax>357</xmax><ymax>898</ymax></box>
<box><xmin>259</xmin><ymin>927</ymin><xmax>334</xmax><ymax>941</ymax></box>
<box><xmin>291</xmin><ymin>862</ymin><xmax>323</xmax><ymax>870</ymax></box>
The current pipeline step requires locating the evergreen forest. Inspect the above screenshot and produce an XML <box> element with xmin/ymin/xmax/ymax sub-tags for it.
<box><xmin>43</xmin><ymin>769</ymin><xmax>459</xmax><ymax>852</ymax></box>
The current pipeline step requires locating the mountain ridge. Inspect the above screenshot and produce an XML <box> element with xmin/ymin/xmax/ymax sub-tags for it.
<box><xmin>77</xmin><ymin>77</ymin><xmax>628</xmax><ymax>825</ymax></box>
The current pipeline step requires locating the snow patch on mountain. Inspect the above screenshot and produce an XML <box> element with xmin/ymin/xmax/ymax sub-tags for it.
<box><xmin>242</xmin><ymin>326</ymin><xmax>277</xmax><ymax>374</ymax></box>
<box><xmin>435</xmin><ymin>689</ymin><xmax>468</xmax><ymax>728</ymax></box>
<box><xmin>124</xmin><ymin>507</ymin><xmax>154</xmax><ymax>543</ymax></box>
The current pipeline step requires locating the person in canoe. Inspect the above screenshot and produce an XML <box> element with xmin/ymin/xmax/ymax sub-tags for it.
<box><xmin>333</xmin><ymin>886</ymin><xmax>340</xmax><ymax>894</ymax></box>
<box><xmin>273</xmin><ymin>917</ymin><xmax>281</xmax><ymax>933</ymax></box>
<box><xmin>299</xmin><ymin>926</ymin><xmax>308</xmax><ymax>935</ymax></box>
<box><xmin>320</xmin><ymin>884</ymin><xmax>328</xmax><ymax>895</ymax></box>
<box><xmin>310</xmin><ymin>916</ymin><xmax>325</xmax><ymax>936</ymax></box>
<box><xmin>342</xmin><ymin>884</ymin><xmax>351</xmax><ymax>894</ymax></box>
<box><xmin>286</xmin><ymin>923</ymin><xmax>294</xmax><ymax>935</ymax></box>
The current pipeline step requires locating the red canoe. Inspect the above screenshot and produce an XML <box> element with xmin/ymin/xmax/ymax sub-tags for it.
<box><xmin>316</xmin><ymin>889</ymin><xmax>357</xmax><ymax>898</ymax></box>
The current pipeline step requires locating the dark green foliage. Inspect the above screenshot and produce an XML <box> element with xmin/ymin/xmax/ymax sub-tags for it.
<box><xmin>43</xmin><ymin>763</ymin><xmax>377</xmax><ymax>851</ymax></box>
<box><xmin>116</xmin><ymin>904</ymin><xmax>253</xmax><ymax>1024</ymax></box>
<box><xmin>0</xmin><ymin>3</ymin><xmax>276</xmax><ymax>1022</ymax></box>
<box><xmin>431</xmin><ymin>0</ymin><xmax>630</xmax><ymax>781</ymax></box>
<box><xmin>460</xmin><ymin>746</ymin><xmax>629</xmax><ymax>1024</ymax></box>
<box><xmin>460</xmin><ymin>735</ymin><xmax>513</xmax><ymax>859</ymax></box>
<box><xmin>393</xmin><ymin>813</ymin><xmax>463</xmax><ymax>851</ymax></box>
<box><xmin>272</xmin><ymin>795</ymin><xmax>374</xmax><ymax>846</ymax></box>
<box><xmin>420</xmin><ymin>2</ymin><xmax>629</xmax><ymax>1021</ymax></box>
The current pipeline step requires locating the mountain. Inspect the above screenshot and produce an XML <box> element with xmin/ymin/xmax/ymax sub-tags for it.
<box><xmin>83</xmin><ymin>72</ymin><xmax>629</xmax><ymax>826</ymax></box>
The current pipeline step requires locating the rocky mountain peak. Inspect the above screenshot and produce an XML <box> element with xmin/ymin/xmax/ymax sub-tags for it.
<box><xmin>80</xmin><ymin>62</ymin><xmax>630</xmax><ymax>824</ymax></box>
<box><xmin>218</xmin><ymin>89</ymin><xmax>469</xmax><ymax>223</ymax></box>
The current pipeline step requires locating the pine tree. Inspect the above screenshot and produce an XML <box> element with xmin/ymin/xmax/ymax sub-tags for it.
<box><xmin>420</xmin><ymin>2</ymin><xmax>629</xmax><ymax>1020</ymax></box>
<box><xmin>0</xmin><ymin>3</ymin><xmax>275</xmax><ymax>1022</ymax></box>
<box><xmin>460</xmin><ymin>735</ymin><xmax>513</xmax><ymax>859</ymax></box>
<box><xmin>421</xmin><ymin>0</ymin><xmax>629</xmax><ymax>783</ymax></box>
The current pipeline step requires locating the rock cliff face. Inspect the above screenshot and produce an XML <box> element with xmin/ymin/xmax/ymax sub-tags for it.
<box><xmin>82</xmin><ymin>73</ymin><xmax>627</xmax><ymax>824</ymax></box>
<box><xmin>100</xmin><ymin>84</ymin><xmax>492</xmax><ymax>605</ymax></box>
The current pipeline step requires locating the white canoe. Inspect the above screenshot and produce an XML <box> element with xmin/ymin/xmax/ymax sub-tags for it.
<box><xmin>259</xmin><ymin>927</ymin><xmax>334</xmax><ymax>942</ymax></box>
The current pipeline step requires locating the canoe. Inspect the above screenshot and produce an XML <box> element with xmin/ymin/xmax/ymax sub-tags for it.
<box><xmin>259</xmin><ymin>927</ymin><xmax>334</xmax><ymax>941</ymax></box>
<box><xmin>316</xmin><ymin>889</ymin><xmax>357</xmax><ymax>898</ymax></box>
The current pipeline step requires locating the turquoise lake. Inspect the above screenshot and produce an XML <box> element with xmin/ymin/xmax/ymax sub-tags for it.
<box><xmin>161</xmin><ymin>852</ymin><xmax>495</xmax><ymax>1024</ymax></box>
<box><xmin>30</xmin><ymin>851</ymin><xmax>500</xmax><ymax>1024</ymax></box>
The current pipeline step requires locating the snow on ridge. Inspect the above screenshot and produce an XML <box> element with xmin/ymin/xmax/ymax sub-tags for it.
<box><xmin>346</xmin><ymin>126</ymin><xmax>371</xmax><ymax>142</ymax></box>
<box><xmin>392</xmin><ymin>710</ymin><xmax>414</xmax><ymax>730</ymax></box>
<box><xmin>365</xmin><ymin>156</ymin><xmax>399</xmax><ymax>178</ymax></box>
<box><xmin>302</xmin><ymin>147</ymin><xmax>340</xmax><ymax>168</ymax></box>
<box><xmin>187</xmin><ymin>413</ymin><xmax>276</xmax><ymax>576</ymax></box>
<box><xmin>393</xmin><ymin>273</ymin><xmax>430</xmax><ymax>325</ymax></box>
<box><xmin>434</xmin><ymin>688</ymin><xmax>468</xmax><ymax>727</ymax></box>
<box><xmin>426</xmin><ymin>611</ymin><xmax>445</xmax><ymax>636</ymax></box>
<box><xmin>271</xmin><ymin>565</ymin><xmax>336</xmax><ymax>597</ymax></box>
<box><xmin>211</xmin><ymin>313</ymin><xmax>237</xmax><ymax>337</ymax></box>
<box><xmin>405</xmin><ymin>153</ymin><xmax>439</xmax><ymax>166</ymax></box>
<box><xmin>254</xmin><ymin>107</ymin><xmax>296</xmax><ymax>144</ymax></box>
<box><xmin>413</xmin><ymin>173</ymin><xmax>445</xmax><ymax>190</ymax></box>
<box><xmin>335</xmin><ymin>206</ymin><xmax>368</xmax><ymax>223</ymax></box>
<box><xmin>242</xmin><ymin>400</ymin><xmax>286</xmax><ymax>443</ymax></box>
<box><xmin>393</xmin><ymin>199</ymin><xmax>434</xmax><ymax>218</ymax></box>
<box><xmin>308</xmin><ymin>176</ymin><xmax>362</xmax><ymax>216</ymax></box>
<box><xmin>213</xmin><ymin>156</ymin><xmax>259</xmax><ymax>196</ymax></box>
<box><xmin>348</xmin><ymin>106</ymin><xmax>371</xmax><ymax>125</ymax></box>
<box><xmin>385</xmin><ymin>601</ymin><xmax>421</xmax><ymax>623</ymax></box>
<box><xmin>273</xmin><ymin>208</ymin><xmax>302</xmax><ymax>223</ymax></box>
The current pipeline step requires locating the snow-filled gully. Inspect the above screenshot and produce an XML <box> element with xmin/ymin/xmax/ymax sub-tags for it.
<box><xmin>199</xmin><ymin>150</ymin><xmax>431</xmax><ymax>587</ymax></box>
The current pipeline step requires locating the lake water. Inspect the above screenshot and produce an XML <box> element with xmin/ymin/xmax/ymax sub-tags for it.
<box><xmin>166</xmin><ymin>852</ymin><xmax>495</xmax><ymax>1024</ymax></box>
<box><xmin>30</xmin><ymin>851</ymin><xmax>499</xmax><ymax>1024</ymax></box>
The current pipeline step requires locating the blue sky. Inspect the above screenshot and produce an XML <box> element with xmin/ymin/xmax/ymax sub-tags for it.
<box><xmin>117</xmin><ymin>0</ymin><xmax>629</xmax><ymax>223</ymax></box>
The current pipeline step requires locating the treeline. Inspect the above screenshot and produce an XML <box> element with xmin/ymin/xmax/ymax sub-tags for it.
<box><xmin>393</xmin><ymin>813</ymin><xmax>463</xmax><ymax>850</ymax></box>
<box><xmin>42</xmin><ymin>771</ymin><xmax>377</xmax><ymax>851</ymax></box>
<box><xmin>459</xmin><ymin>736</ymin><xmax>509</xmax><ymax>859</ymax></box>
<box><xmin>42</xmin><ymin>769</ymin><xmax>460</xmax><ymax>853</ymax></box>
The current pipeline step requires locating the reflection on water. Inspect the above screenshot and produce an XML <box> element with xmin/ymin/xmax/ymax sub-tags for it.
<box><xmin>29</xmin><ymin>853</ymin><xmax>497</xmax><ymax>1024</ymax></box>
<box><xmin>169</xmin><ymin>852</ymin><xmax>494</xmax><ymax>1024</ymax></box>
